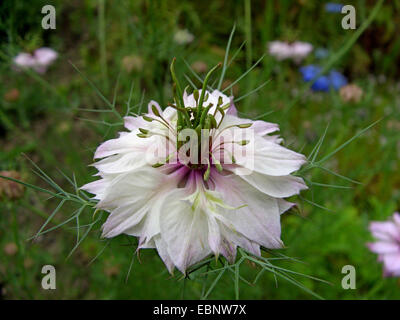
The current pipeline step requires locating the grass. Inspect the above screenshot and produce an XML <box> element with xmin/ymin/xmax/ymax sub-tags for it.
<box><xmin>0</xmin><ymin>0</ymin><xmax>400</xmax><ymax>299</ymax></box>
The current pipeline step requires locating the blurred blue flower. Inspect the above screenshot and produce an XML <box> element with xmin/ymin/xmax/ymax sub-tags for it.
<box><xmin>325</xmin><ymin>3</ymin><xmax>343</xmax><ymax>13</ymax></box>
<box><xmin>312</xmin><ymin>76</ymin><xmax>330</xmax><ymax>92</ymax></box>
<box><xmin>299</xmin><ymin>65</ymin><xmax>348</xmax><ymax>92</ymax></box>
<box><xmin>299</xmin><ymin>65</ymin><xmax>321</xmax><ymax>82</ymax></box>
<box><xmin>329</xmin><ymin>70</ymin><xmax>348</xmax><ymax>90</ymax></box>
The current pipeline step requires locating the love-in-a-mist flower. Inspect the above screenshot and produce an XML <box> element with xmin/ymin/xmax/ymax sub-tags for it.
<box><xmin>268</xmin><ymin>41</ymin><xmax>313</xmax><ymax>63</ymax></box>
<box><xmin>268</xmin><ymin>41</ymin><xmax>292</xmax><ymax>61</ymax></box>
<box><xmin>368</xmin><ymin>213</ymin><xmax>400</xmax><ymax>277</ymax></box>
<box><xmin>291</xmin><ymin>41</ymin><xmax>313</xmax><ymax>63</ymax></box>
<box><xmin>82</xmin><ymin>60</ymin><xmax>308</xmax><ymax>273</ymax></box>
<box><xmin>13</xmin><ymin>47</ymin><xmax>58</xmax><ymax>74</ymax></box>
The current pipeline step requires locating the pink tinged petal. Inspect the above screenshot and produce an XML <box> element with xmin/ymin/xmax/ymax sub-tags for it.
<box><xmin>369</xmin><ymin>221</ymin><xmax>400</xmax><ymax>242</ymax></box>
<box><xmin>382</xmin><ymin>253</ymin><xmax>400</xmax><ymax>275</ymax></box>
<box><xmin>226</xmin><ymin>98</ymin><xmax>237</xmax><ymax>116</ymax></box>
<box><xmin>136</xmin><ymin>189</ymin><xmax>173</xmax><ymax>244</ymax></box>
<box><xmin>264</xmin><ymin>135</ymin><xmax>284</xmax><ymax>144</ymax></box>
<box><xmin>236</xmin><ymin>171</ymin><xmax>308</xmax><ymax>198</ymax></box>
<box><xmin>183</xmin><ymin>90</ymin><xmax>197</xmax><ymax>107</ymax></box>
<box><xmin>138</xmin><ymin>238</ymin><xmax>155</xmax><ymax>249</ymax></box>
<box><xmin>101</xmin><ymin>200</ymin><xmax>149</xmax><ymax>238</ymax></box>
<box><xmin>251</xmin><ymin>120</ymin><xmax>279</xmax><ymax>136</ymax></box>
<box><xmin>80</xmin><ymin>179</ymin><xmax>109</xmax><ymax>200</ymax></box>
<box><xmin>212</xmin><ymin>173</ymin><xmax>284</xmax><ymax>249</ymax></box>
<box><xmin>217</xmin><ymin>114</ymin><xmax>254</xmax><ymax>132</ymax></box>
<box><xmin>97</xmin><ymin>167</ymin><xmax>165</xmax><ymax>209</ymax></box>
<box><xmin>277</xmin><ymin>199</ymin><xmax>295</xmax><ymax>214</ymax></box>
<box><xmin>231</xmin><ymin>136</ymin><xmax>306</xmax><ymax>176</ymax></box>
<box><xmin>100</xmin><ymin>168</ymin><xmax>176</xmax><ymax>239</ymax></box>
<box><xmin>219</xmin><ymin>223</ymin><xmax>260</xmax><ymax>258</ymax></box>
<box><xmin>206</xmin><ymin>214</ymin><xmax>222</xmax><ymax>256</ymax></box>
<box><xmin>161</xmin><ymin>106</ymin><xmax>177</xmax><ymax>120</ymax></box>
<box><xmin>160</xmin><ymin>190</ymin><xmax>211</xmax><ymax>273</ymax></box>
<box><xmin>210</xmin><ymin>90</ymin><xmax>230</xmax><ymax>104</ymax></box>
<box><xmin>393</xmin><ymin>212</ymin><xmax>400</xmax><ymax>228</ymax></box>
<box><xmin>93</xmin><ymin>152</ymin><xmax>147</xmax><ymax>174</ymax></box>
<box><xmin>148</xmin><ymin>100</ymin><xmax>162</xmax><ymax>115</ymax></box>
<box><xmin>34</xmin><ymin>47</ymin><xmax>58</xmax><ymax>66</ymax></box>
<box><xmin>217</xmin><ymin>114</ymin><xmax>279</xmax><ymax>136</ymax></box>
<box><xmin>154</xmin><ymin>236</ymin><xmax>175</xmax><ymax>274</ymax></box>
<box><xmin>203</xmin><ymin>209</ymin><xmax>253</xmax><ymax>260</ymax></box>
<box><xmin>369</xmin><ymin>229</ymin><xmax>393</xmax><ymax>242</ymax></box>
<box><xmin>251</xmin><ymin>137</ymin><xmax>307</xmax><ymax>176</ymax></box>
<box><xmin>219</xmin><ymin>241</ymin><xmax>237</xmax><ymax>263</ymax></box>
<box><xmin>123</xmin><ymin>116</ymin><xmax>147</xmax><ymax>131</ymax></box>
<box><xmin>367</xmin><ymin>242</ymin><xmax>400</xmax><ymax>254</ymax></box>
<box><xmin>94</xmin><ymin>131</ymin><xmax>149</xmax><ymax>159</ymax></box>
<box><xmin>218</xmin><ymin>237</ymin><xmax>237</xmax><ymax>263</ymax></box>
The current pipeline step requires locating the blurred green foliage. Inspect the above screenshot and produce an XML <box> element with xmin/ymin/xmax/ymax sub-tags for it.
<box><xmin>0</xmin><ymin>0</ymin><xmax>399</xmax><ymax>299</ymax></box>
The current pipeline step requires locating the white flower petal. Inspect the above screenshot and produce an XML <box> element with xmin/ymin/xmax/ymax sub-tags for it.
<box><xmin>124</xmin><ymin>116</ymin><xmax>147</xmax><ymax>131</ymax></box>
<box><xmin>237</xmin><ymin>171</ymin><xmax>308</xmax><ymax>198</ymax></box>
<box><xmin>93</xmin><ymin>152</ymin><xmax>147</xmax><ymax>174</ymax></box>
<box><xmin>160</xmin><ymin>189</ymin><xmax>211</xmax><ymax>273</ymax></box>
<box><xmin>154</xmin><ymin>235</ymin><xmax>175</xmax><ymax>274</ymax></box>
<box><xmin>212</xmin><ymin>173</ymin><xmax>284</xmax><ymax>249</ymax></box>
<box><xmin>246</xmin><ymin>136</ymin><xmax>306</xmax><ymax>176</ymax></box>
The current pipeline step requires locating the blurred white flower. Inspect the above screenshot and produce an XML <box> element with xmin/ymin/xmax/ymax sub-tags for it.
<box><xmin>82</xmin><ymin>89</ymin><xmax>307</xmax><ymax>274</ymax></box>
<box><xmin>13</xmin><ymin>47</ymin><xmax>58</xmax><ymax>74</ymax></box>
<box><xmin>268</xmin><ymin>41</ymin><xmax>313</xmax><ymax>62</ymax></box>
<box><xmin>291</xmin><ymin>41</ymin><xmax>313</xmax><ymax>63</ymax></box>
<box><xmin>173</xmin><ymin>29</ymin><xmax>194</xmax><ymax>45</ymax></box>
<box><xmin>268</xmin><ymin>41</ymin><xmax>292</xmax><ymax>60</ymax></box>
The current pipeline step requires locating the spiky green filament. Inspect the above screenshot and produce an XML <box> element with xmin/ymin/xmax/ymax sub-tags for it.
<box><xmin>138</xmin><ymin>59</ymin><xmax>253</xmax><ymax>171</ymax></box>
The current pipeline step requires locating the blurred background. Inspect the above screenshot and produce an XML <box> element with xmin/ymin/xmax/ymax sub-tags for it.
<box><xmin>0</xmin><ymin>0</ymin><xmax>399</xmax><ymax>299</ymax></box>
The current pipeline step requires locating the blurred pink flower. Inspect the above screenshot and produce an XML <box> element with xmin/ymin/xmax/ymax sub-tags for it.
<box><xmin>14</xmin><ymin>53</ymin><xmax>36</xmax><ymax>68</ymax></box>
<box><xmin>268</xmin><ymin>41</ymin><xmax>313</xmax><ymax>62</ymax></box>
<box><xmin>268</xmin><ymin>41</ymin><xmax>292</xmax><ymax>60</ymax></box>
<box><xmin>291</xmin><ymin>41</ymin><xmax>313</xmax><ymax>63</ymax></box>
<box><xmin>368</xmin><ymin>212</ymin><xmax>400</xmax><ymax>277</ymax></box>
<box><xmin>13</xmin><ymin>47</ymin><xmax>58</xmax><ymax>74</ymax></box>
<box><xmin>34</xmin><ymin>48</ymin><xmax>58</xmax><ymax>66</ymax></box>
